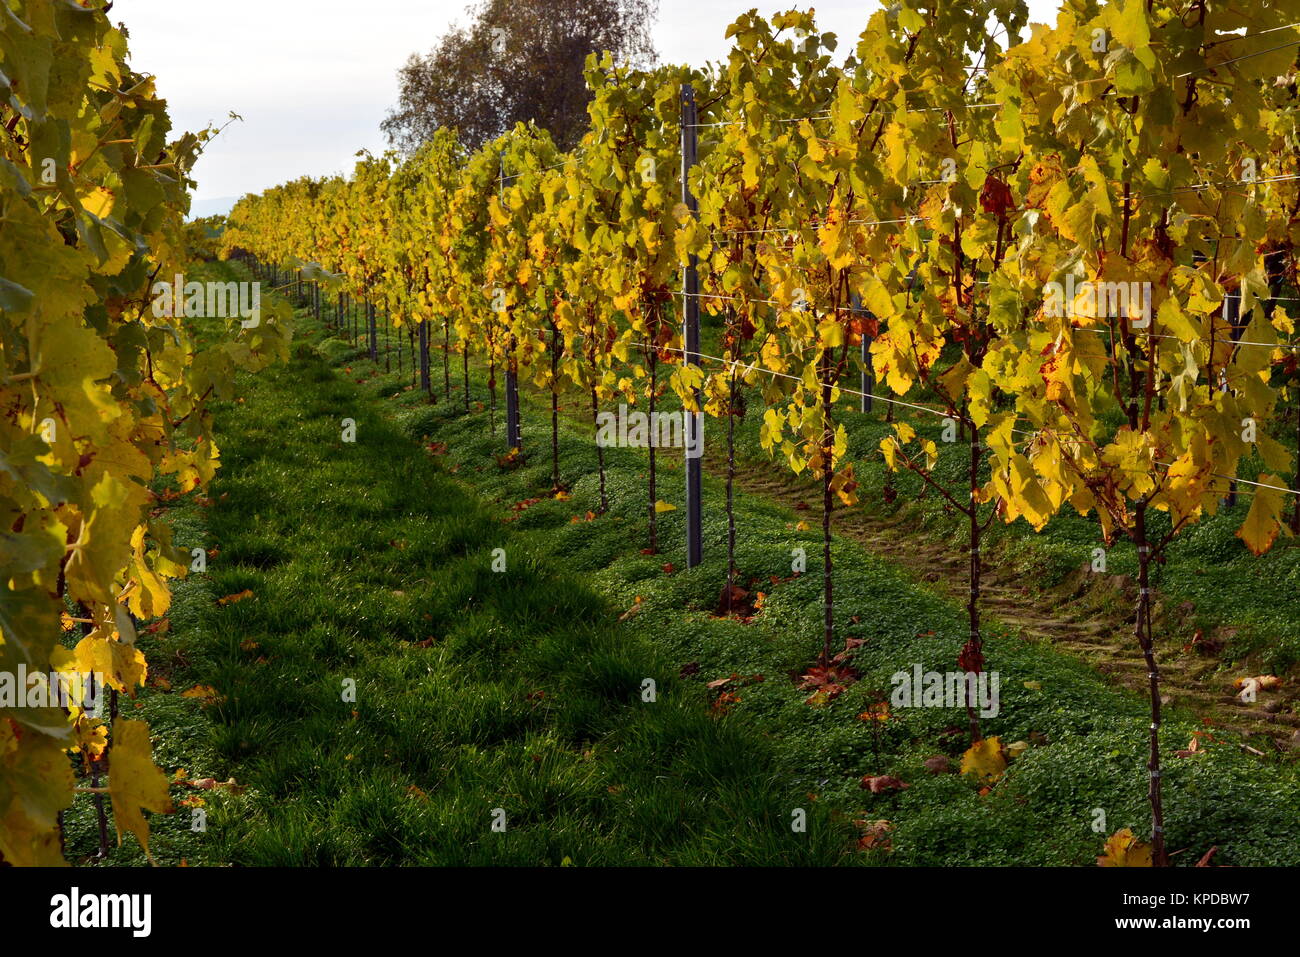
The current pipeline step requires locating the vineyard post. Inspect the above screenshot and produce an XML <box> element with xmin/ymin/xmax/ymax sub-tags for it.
<box><xmin>505</xmin><ymin>355</ymin><xmax>521</xmax><ymax>449</ymax></box>
<box><xmin>1221</xmin><ymin>286</ymin><xmax>1241</xmax><ymax>508</ymax></box>
<box><xmin>368</xmin><ymin>297</ymin><xmax>378</xmax><ymax>362</ymax></box>
<box><xmin>681</xmin><ymin>82</ymin><xmax>703</xmax><ymax>568</ymax></box>
<box><xmin>419</xmin><ymin>320</ymin><xmax>431</xmax><ymax>395</ymax></box>
<box><xmin>1261</xmin><ymin>247</ymin><xmax>1300</xmax><ymax>529</ymax></box>
<box><xmin>501</xmin><ymin>155</ymin><xmax>522</xmax><ymax>450</ymax></box>
<box><xmin>851</xmin><ymin>291</ymin><xmax>874</xmax><ymax>413</ymax></box>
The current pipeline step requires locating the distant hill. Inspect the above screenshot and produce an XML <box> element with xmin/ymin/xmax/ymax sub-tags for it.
<box><xmin>188</xmin><ymin>195</ymin><xmax>239</xmax><ymax>220</ymax></box>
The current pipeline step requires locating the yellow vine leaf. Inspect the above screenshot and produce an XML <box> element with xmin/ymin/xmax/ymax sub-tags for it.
<box><xmin>960</xmin><ymin>736</ymin><xmax>1007</xmax><ymax>785</ymax></box>
<box><xmin>73</xmin><ymin>632</ymin><xmax>147</xmax><ymax>695</ymax></box>
<box><xmin>1236</xmin><ymin>474</ymin><xmax>1287</xmax><ymax>557</ymax></box>
<box><xmin>1097</xmin><ymin>828</ymin><xmax>1153</xmax><ymax>867</ymax></box>
<box><xmin>107</xmin><ymin>720</ymin><xmax>173</xmax><ymax>864</ymax></box>
<box><xmin>81</xmin><ymin>186</ymin><xmax>115</xmax><ymax>218</ymax></box>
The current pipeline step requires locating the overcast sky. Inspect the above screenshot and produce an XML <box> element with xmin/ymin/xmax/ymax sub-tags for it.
<box><xmin>117</xmin><ymin>0</ymin><xmax>1061</xmax><ymax>209</ymax></box>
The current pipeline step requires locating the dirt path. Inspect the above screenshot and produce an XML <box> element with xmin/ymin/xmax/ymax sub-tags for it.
<box><xmin>703</xmin><ymin>446</ymin><xmax>1300</xmax><ymax>746</ymax></box>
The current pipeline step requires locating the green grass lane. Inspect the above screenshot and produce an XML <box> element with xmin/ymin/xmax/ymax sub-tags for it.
<box><xmin>63</xmin><ymin>276</ymin><xmax>852</xmax><ymax>866</ymax></box>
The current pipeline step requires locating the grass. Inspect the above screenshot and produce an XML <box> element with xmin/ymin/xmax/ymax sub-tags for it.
<box><xmin>61</xmin><ymin>263</ymin><xmax>852</xmax><ymax>866</ymax></box>
<box><xmin>62</xmin><ymin>263</ymin><xmax>1300</xmax><ymax>866</ymax></box>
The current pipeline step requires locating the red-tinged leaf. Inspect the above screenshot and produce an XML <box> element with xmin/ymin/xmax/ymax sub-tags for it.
<box><xmin>979</xmin><ymin>174</ymin><xmax>1015</xmax><ymax>216</ymax></box>
<box><xmin>711</xmin><ymin>690</ymin><xmax>741</xmax><ymax>715</ymax></box>
<box><xmin>854</xmin><ymin>819</ymin><xmax>893</xmax><ymax>851</ymax></box>
<box><xmin>857</xmin><ymin>702</ymin><xmax>891</xmax><ymax>723</ymax></box>
<box><xmin>957</xmin><ymin>639</ymin><xmax>985</xmax><ymax>674</ymax></box>
<box><xmin>713</xmin><ymin>582</ymin><xmax>754</xmax><ymax>618</ymax></box>
<box><xmin>860</xmin><ymin>775</ymin><xmax>909</xmax><ymax>794</ymax></box>
<box><xmin>189</xmin><ymin>776</ymin><xmax>243</xmax><ymax>794</ymax></box>
<box><xmin>797</xmin><ymin>662</ymin><xmax>860</xmax><ymax>699</ymax></box>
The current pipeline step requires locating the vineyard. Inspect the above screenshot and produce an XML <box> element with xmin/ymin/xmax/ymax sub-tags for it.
<box><xmin>5</xmin><ymin>0</ymin><xmax>1300</xmax><ymax>878</ymax></box>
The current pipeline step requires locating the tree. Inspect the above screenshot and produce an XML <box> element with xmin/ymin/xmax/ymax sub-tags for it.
<box><xmin>381</xmin><ymin>0</ymin><xmax>658</xmax><ymax>154</ymax></box>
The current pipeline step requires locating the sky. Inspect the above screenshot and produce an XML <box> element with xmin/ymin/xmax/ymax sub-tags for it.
<box><xmin>117</xmin><ymin>0</ymin><xmax>1062</xmax><ymax>213</ymax></box>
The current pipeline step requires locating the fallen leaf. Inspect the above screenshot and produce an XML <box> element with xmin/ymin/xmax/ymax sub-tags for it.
<box><xmin>854</xmin><ymin>819</ymin><xmax>893</xmax><ymax>851</ymax></box>
<box><xmin>1234</xmin><ymin>675</ymin><xmax>1282</xmax><ymax>702</ymax></box>
<box><xmin>860</xmin><ymin>774</ymin><xmax>909</xmax><ymax>794</ymax></box>
<box><xmin>711</xmin><ymin>690</ymin><xmax>741</xmax><ymax>714</ymax></box>
<box><xmin>1097</xmin><ymin>828</ymin><xmax>1152</xmax><ymax>867</ymax></box>
<box><xmin>922</xmin><ymin>755</ymin><xmax>953</xmax><ymax>774</ymax></box>
<box><xmin>617</xmin><ymin>596</ymin><xmax>644</xmax><ymax>622</ymax></box>
<box><xmin>960</xmin><ymin>737</ymin><xmax>1007</xmax><ymax>785</ymax></box>
<box><xmin>857</xmin><ymin>703</ymin><xmax>891</xmax><ymax>723</ymax></box>
<box><xmin>181</xmin><ymin>685</ymin><xmax>224</xmax><ymax>706</ymax></box>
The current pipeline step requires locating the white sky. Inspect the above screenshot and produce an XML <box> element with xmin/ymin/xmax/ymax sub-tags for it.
<box><xmin>117</xmin><ymin>1</ymin><xmax>1062</xmax><ymax>206</ymax></box>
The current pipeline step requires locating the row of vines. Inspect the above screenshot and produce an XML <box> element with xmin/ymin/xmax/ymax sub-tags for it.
<box><xmin>0</xmin><ymin>0</ymin><xmax>289</xmax><ymax>865</ymax></box>
<box><xmin>225</xmin><ymin>0</ymin><xmax>1300</xmax><ymax>866</ymax></box>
